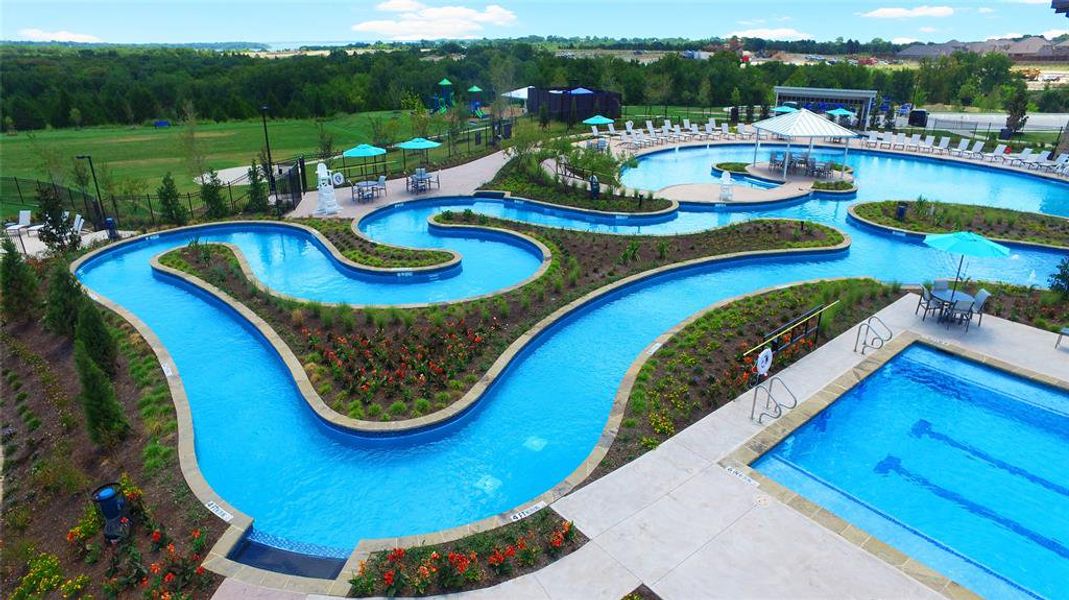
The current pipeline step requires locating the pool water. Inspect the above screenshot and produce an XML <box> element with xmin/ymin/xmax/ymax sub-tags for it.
<box><xmin>754</xmin><ymin>344</ymin><xmax>1069</xmax><ymax>599</ymax></box>
<box><xmin>75</xmin><ymin>147</ymin><xmax>1069</xmax><ymax>564</ymax></box>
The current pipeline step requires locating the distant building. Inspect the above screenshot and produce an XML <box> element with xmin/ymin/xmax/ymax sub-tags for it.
<box><xmin>526</xmin><ymin>86</ymin><xmax>622</xmax><ymax>122</ymax></box>
<box><xmin>898</xmin><ymin>36</ymin><xmax>1066</xmax><ymax>61</ymax></box>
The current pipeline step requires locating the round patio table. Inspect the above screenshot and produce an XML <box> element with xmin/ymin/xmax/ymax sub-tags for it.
<box><xmin>932</xmin><ymin>289</ymin><xmax>974</xmax><ymax>305</ymax></box>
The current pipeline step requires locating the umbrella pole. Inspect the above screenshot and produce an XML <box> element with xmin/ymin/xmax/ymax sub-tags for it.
<box><xmin>950</xmin><ymin>254</ymin><xmax>964</xmax><ymax>302</ymax></box>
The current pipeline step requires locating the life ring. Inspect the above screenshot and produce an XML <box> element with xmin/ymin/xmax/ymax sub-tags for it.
<box><xmin>756</xmin><ymin>347</ymin><xmax>774</xmax><ymax>376</ymax></box>
<box><xmin>331</xmin><ymin>171</ymin><xmax>345</xmax><ymax>186</ymax></box>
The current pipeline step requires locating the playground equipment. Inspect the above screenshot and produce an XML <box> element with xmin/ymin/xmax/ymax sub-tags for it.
<box><xmin>432</xmin><ymin>78</ymin><xmax>454</xmax><ymax>114</ymax></box>
<box><xmin>314</xmin><ymin>162</ymin><xmax>341</xmax><ymax>216</ymax></box>
<box><xmin>468</xmin><ymin>85</ymin><xmax>488</xmax><ymax>119</ymax></box>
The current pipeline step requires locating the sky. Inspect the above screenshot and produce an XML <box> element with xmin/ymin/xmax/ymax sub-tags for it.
<box><xmin>2</xmin><ymin>0</ymin><xmax>1067</xmax><ymax>46</ymax></box>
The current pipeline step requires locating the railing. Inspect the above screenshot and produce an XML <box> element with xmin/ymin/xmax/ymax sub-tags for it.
<box><xmin>750</xmin><ymin>376</ymin><xmax>798</xmax><ymax>424</ymax></box>
<box><xmin>853</xmin><ymin>316</ymin><xmax>893</xmax><ymax>354</ymax></box>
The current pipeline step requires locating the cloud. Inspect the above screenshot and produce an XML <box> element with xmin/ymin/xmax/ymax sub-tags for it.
<box><xmin>892</xmin><ymin>37</ymin><xmax>919</xmax><ymax>44</ymax></box>
<box><xmin>18</xmin><ymin>28</ymin><xmax>100</xmax><ymax>43</ymax></box>
<box><xmin>1042</xmin><ymin>29</ymin><xmax>1069</xmax><ymax>39</ymax></box>
<box><xmin>726</xmin><ymin>28</ymin><xmax>813</xmax><ymax>40</ymax></box>
<box><xmin>737</xmin><ymin>19</ymin><xmax>766</xmax><ymax>26</ymax></box>
<box><xmin>978</xmin><ymin>7</ymin><xmax>995</xmax><ymax>13</ymax></box>
<box><xmin>860</xmin><ymin>5</ymin><xmax>954</xmax><ymax>18</ymax></box>
<box><xmin>919</xmin><ymin>26</ymin><xmax>937</xmax><ymax>33</ymax></box>
<box><xmin>353</xmin><ymin>2</ymin><xmax>516</xmax><ymax>40</ymax></box>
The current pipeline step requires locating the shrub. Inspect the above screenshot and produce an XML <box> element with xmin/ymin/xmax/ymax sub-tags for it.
<box><xmin>157</xmin><ymin>172</ymin><xmax>188</xmax><ymax>226</ymax></box>
<box><xmin>0</xmin><ymin>237</ymin><xmax>41</xmax><ymax>322</ymax></box>
<box><xmin>35</xmin><ymin>186</ymin><xmax>81</xmax><ymax>254</ymax></box>
<box><xmin>43</xmin><ymin>263</ymin><xmax>83</xmax><ymax>337</ymax></box>
<box><xmin>76</xmin><ymin>301</ymin><xmax>118</xmax><ymax>377</ymax></box>
<box><xmin>1049</xmin><ymin>256</ymin><xmax>1069</xmax><ymax>299</ymax></box>
<box><xmin>74</xmin><ymin>339</ymin><xmax>128</xmax><ymax>446</ymax></box>
<box><xmin>200</xmin><ymin>168</ymin><xmax>228</xmax><ymax>219</ymax></box>
<box><xmin>244</xmin><ymin>161</ymin><xmax>269</xmax><ymax>213</ymax></box>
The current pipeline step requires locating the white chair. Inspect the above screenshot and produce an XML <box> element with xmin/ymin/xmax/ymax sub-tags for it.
<box><xmin>4</xmin><ymin>210</ymin><xmax>32</xmax><ymax>235</ymax></box>
<box><xmin>1040</xmin><ymin>153</ymin><xmax>1068</xmax><ymax>172</ymax></box>
<box><xmin>590</xmin><ymin>125</ymin><xmax>602</xmax><ymax>138</ymax></box>
<box><xmin>375</xmin><ymin>175</ymin><xmax>387</xmax><ymax>196</ymax></box>
<box><xmin>688</xmin><ymin>124</ymin><xmax>706</xmax><ymax>140</ymax></box>
<box><xmin>972</xmin><ymin>289</ymin><xmax>991</xmax><ymax>327</ymax></box>
<box><xmin>705</xmin><ymin>122</ymin><xmax>718</xmax><ymax>139</ymax></box>
<box><xmin>721</xmin><ymin>123</ymin><xmax>735</xmax><ymax>139</ymax></box>
<box><xmin>932</xmin><ymin>137</ymin><xmax>951</xmax><ymax>154</ymax></box>
<box><xmin>918</xmin><ymin>135</ymin><xmax>935</xmax><ymax>153</ymax></box>
<box><xmin>606</xmin><ymin>123</ymin><xmax>625</xmax><ymax>138</ymax></box>
<box><xmin>1006</xmin><ymin>148</ymin><xmax>1034</xmax><ymax>166</ymax></box>
<box><xmin>673</xmin><ymin>125</ymin><xmax>692</xmax><ymax>141</ymax></box>
<box><xmin>905</xmin><ymin>134</ymin><xmax>921</xmax><ymax>151</ymax></box>
<box><xmin>1022</xmin><ymin>150</ymin><xmax>1050</xmax><ymax>170</ymax></box>
<box><xmin>864</xmin><ymin>131</ymin><xmax>879</xmax><ymax>148</ymax></box>
<box><xmin>961</xmin><ymin>141</ymin><xmax>986</xmax><ymax>159</ymax></box>
<box><xmin>891</xmin><ymin>133</ymin><xmax>907</xmax><ymax>150</ymax></box>
<box><xmin>879</xmin><ymin>131</ymin><xmax>894</xmax><ymax>149</ymax></box>
<box><xmin>948</xmin><ymin>139</ymin><xmax>970</xmax><ymax>156</ymax></box>
<box><xmin>982</xmin><ymin>144</ymin><xmax>1007</xmax><ymax>162</ymax></box>
<box><xmin>71</xmin><ymin>215</ymin><xmax>84</xmax><ymax>237</ymax></box>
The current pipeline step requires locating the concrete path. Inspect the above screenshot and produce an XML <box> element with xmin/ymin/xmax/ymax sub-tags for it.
<box><xmin>286</xmin><ymin>151</ymin><xmax>509</xmax><ymax>220</ymax></box>
<box><xmin>3</xmin><ymin>229</ymin><xmax>137</xmax><ymax>259</ymax></box>
<box><xmin>213</xmin><ymin>295</ymin><xmax>1066</xmax><ymax>600</ymax></box>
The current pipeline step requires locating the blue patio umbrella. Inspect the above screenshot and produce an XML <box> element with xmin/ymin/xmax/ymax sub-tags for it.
<box><xmin>772</xmin><ymin>105</ymin><xmax>798</xmax><ymax>114</ymax></box>
<box><xmin>396</xmin><ymin>137</ymin><xmax>441</xmax><ymax>170</ymax></box>
<box><xmin>826</xmin><ymin>107</ymin><xmax>856</xmax><ymax>117</ymax></box>
<box><xmin>583</xmin><ymin>114</ymin><xmax>614</xmax><ymax>126</ymax></box>
<box><xmin>342</xmin><ymin>144</ymin><xmax>386</xmax><ymax>179</ymax></box>
<box><xmin>569</xmin><ymin>87</ymin><xmax>595</xmax><ymax>95</ymax></box>
<box><xmin>924</xmin><ymin>231</ymin><xmax>1011</xmax><ymax>299</ymax></box>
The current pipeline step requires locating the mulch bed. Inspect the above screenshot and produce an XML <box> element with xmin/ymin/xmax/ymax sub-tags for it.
<box><xmin>301</xmin><ymin>218</ymin><xmax>454</xmax><ymax>269</ymax></box>
<box><xmin>854</xmin><ymin>200</ymin><xmax>1069</xmax><ymax>248</ymax></box>
<box><xmin>1</xmin><ymin>281</ymin><xmax>224</xmax><ymax>598</ymax></box>
<box><xmin>160</xmin><ymin>217</ymin><xmax>842</xmax><ymax>422</ymax></box>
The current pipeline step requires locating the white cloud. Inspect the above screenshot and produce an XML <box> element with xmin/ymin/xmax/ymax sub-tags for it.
<box><xmin>919</xmin><ymin>26</ymin><xmax>937</xmax><ymax>33</ymax></box>
<box><xmin>726</xmin><ymin>28</ymin><xmax>813</xmax><ymax>40</ymax></box>
<box><xmin>978</xmin><ymin>7</ymin><xmax>995</xmax><ymax>13</ymax></box>
<box><xmin>1042</xmin><ymin>29</ymin><xmax>1069</xmax><ymax>39</ymax></box>
<box><xmin>353</xmin><ymin>3</ymin><xmax>516</xmax><ymax>40</ymax></box>
<box><xmin>737</xmin><ymin>19</ymin><xmax>766</xmax><ymax>26</ymax></box>
<box><xmin>892</xmin><ymin>37</ymin><xmax>919</xmax><ymax>44</ymax></box>
<box><xmin>860</xmin><ymin>5</ymin><xmax>954</xmax><ymax>18</ymax></box>
<box><xmin>18</xmin><ymin>28</ymin><xmax>100</xmax><ymax>43</ymax></box>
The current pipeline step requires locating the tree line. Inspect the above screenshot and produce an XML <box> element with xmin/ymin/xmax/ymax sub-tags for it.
<box><xmin>0</xmin><ymin>42</ymin><xmax>1030</xmax><ymax>133</ymax></box>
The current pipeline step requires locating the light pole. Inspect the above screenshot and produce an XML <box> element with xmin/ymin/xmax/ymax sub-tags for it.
<box><xmin>76</xmin><ymin>155</ymin><xmax>104</xmax><ymax>225</ymax></box>
<box><xmin>260</xmin><ymin>105</ymin><xmax>276</xmax><ymax>193</ymax></box>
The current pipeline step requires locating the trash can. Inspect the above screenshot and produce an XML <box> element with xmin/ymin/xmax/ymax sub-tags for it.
<box><xmin>998</xmin><ymin>128</ymin><xmax>1013</xmax><ymax>140</ymax></box>
<box><xmin>896</xmin><ymin>202</ymin><xmax>908</xmax><ymax>221</ymax></box>
<box><xmin>907</xmin><ymin>109</ymin><xmax>928</xmax><ymax>128</ymax></box>
<box><xmin>503</xmin><ymin>122</ymin><xmax>513</xmax><ymax>139</ymax></box>
<box><xmin>104</xmin><ymin>217</ymin><xmax>119</xmax><ymax>240</ymax></box>
<box><xmin>474</xmin><ymin>131</ymin><xmax>482</xmax><ymax>146</ymax></box>
<box><xmin>589</xmin><ymin>175</ymin><xmax>600</xmax><ymax>199</ymax></box>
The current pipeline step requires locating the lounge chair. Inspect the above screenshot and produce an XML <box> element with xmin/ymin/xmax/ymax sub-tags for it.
<box><xmin>1004</xmin><ymin>147</ymin><xmax>1033</xmax><ymax>166</ymax></box>
<box><xmin>1040</xmin><ymin>153</ymin><xmax>1069</xmax><ymax>172</ymax></box>
<box><xmin>673</xmin><ymin>125</ymin><xmax>692</xmax><ymax>141</ymax></box>
<box><xmin>916</xmin><ymin>286</ymin><xmax>943</xmax><ymax>321</ymax></box>
<box><xmin>1022</xmin><ymin>150</ymin><xmax>1050</xmax><ymax>170</ymax></box>
<box><xmin>982</xmin><ymin>144</ymin><xmax>1007</xmax><ymax>162</ymax></box>
<box><xmin>606</xmin><ymin>123</ymin><xmax>625</xmax><ymax>138</ymax></box>
<box><xmin>720</xmin><ymin>123</ymin><xmax>735</xmax><ymax>139</ymax></box>
<box><xmin>961</xmin><ymin>141</ymin><xmax>986</xmax><ymax>159</ymax></box>
<box><xmin>947</xmin><ymin>139</ymin><xmax>970</xmax><ymax>156</ymax></box>
<box><xmin>931</xmin><ymin>137</ymin><xmax>951</xmax><ymax>155</ymax></box>
<box><xmin>878</xmin><ymin>131</ymin><xmax>894</xmax><ymax>149</ymax></box>
<box><xmin>904</xmin><ymin>134</ymin><xmax>921</xmax><ymax>151</ymax></box>
<box><xmin>737</xmin><ymin>124</ymin><xmax>756</xmax><ymax>140</ymax></box>
<box><xmin>682</xmin><ymin>119</ymin><xmax>692</xmax><ymax>130</ymax></box>
<box><xmin>704</xmin><ymin>123</ymin><xmax>718</xmax><ymax>139</ymax></box>
<box><xmin>4</xmin><ymin>210</ymin><xmax>32</xmax><ymax>235</ymax></box>
<box><xmin>918</xmin><ymin>135</ymin><xmax>935</xmax><ymax>153</ymax></box>
<box><xmin>590</xmin><ymin>125</ymin><xmax>602</xmax><ymax>138</ymax></box>
<box><xmin>863</xmin><ymin>131</ymin><xmax>879</xmax><ymax>148</ymax></box>
<box><xmin>688</xmin><ymin>124</ymin><xmax>706</xmax><ymax>140</ymax></box>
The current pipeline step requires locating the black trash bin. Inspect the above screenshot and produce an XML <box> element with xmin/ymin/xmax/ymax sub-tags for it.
<box><xmin>103</xmin><ymin>217</ymin><xmax>119</xmax><ymax>240</ymax></box>
<box><xmin>896</xmin><ymin>202</ymin><xmax>908</xmax><ymax>221</ymax></box>
<box><xmin>474</xmin><ymin>131</ymin><xmax>482</xmax><ymax>146</ymax></box>
<box><xmin>503</xmin><ymin>122</ymin><xmax>513</xmax><ymax>139</ymax></box>
<box><xmin>589</xmin><ymin>175</ymin><xmax>600</xmax><ymax>199</ymax></box>
<box><xmin>998</xmin><ymin>128</ymin><xmax>1013</xmax><ymax>140</ymax></box>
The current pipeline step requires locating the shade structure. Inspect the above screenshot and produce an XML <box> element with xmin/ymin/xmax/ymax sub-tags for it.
<box><xmin>396</xmin><ymin>137</ymin><xmax>442</xmax><ymax>171</ymax></box>
<box><xmin>826</xmin><ymin>107</ymin><xmax>856</xmax><ymax>117</ymax></box>
<box><xmin>752</xmin><ymin>108</ymin><xmax>860</xmax><ymax>178</ymax></box>
<box><xmin>582</xmin><ymin>114</ymin><xmax>614</xmax><ymax>126</ymax></box>
<box><xmin>342</xmin><ymin>144</ymin><xmax>387</xmax><ymax>180</ymax></box>
<box><xmin>569</xmin><ymin>87</ymin><xmax>595</xmax><ymax>95</ymax></box>
<box><xmin>467</xmin><ymin>85</ymin><xmax>483</xmax><ymax>93</ymax></box>
<box><xmin>772</xmin><ymin>105</ymin><xmax>798</xmax><ymax>113</ymax></box>
<box><xmin>923</xmin><ymin>231</ymin><xmax>1010</xmax><ymax>300</ymax></box>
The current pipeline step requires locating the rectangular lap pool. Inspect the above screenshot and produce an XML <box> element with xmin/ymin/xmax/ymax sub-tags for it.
<box><xmin>753</xmin><ymin>343</ymin><xmax>1069</xmax><ymax>599</ymax></box>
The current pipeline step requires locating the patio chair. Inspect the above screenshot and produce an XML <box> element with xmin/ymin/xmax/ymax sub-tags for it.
<box><xmin>961</xmin><ymin>141</ymin><xmax>986</xmax><ymax>160</ymax></box>
<box><xmin>683</xmin><ymin>118</ymin><xmax>692</xmax><ymax>130</ymax></box>
<box><xmin>982</xmin><ymin>144</ymin><xmax>1007</xmax><ymax>162</ymax></box>
<box><xmin>606</xmin><ymin>123</ymin><xmax>625</xmax><ymax>138</ymax></box>
<box><xmin>590</xmin><ymin>125</ymin><xmax>602</xmax><ymax>138</ymax></box>
<box><xmin>375</xmin><ymin>175</ymin><xmax>387</xmax><ymax>196</ymax></box>
<box><xmin>91</xmin><ymin>482</ymin><xmax>131</xmax><ymax>543</ymax></box>
<box><xmin>71</xmin><ymin>215</ymin><xmax>84</xmax><ymax>237</ymax></box>
<box><xmin>673</xmin><ymin>125</ymin><xmax>692</xmax><ymax>142</ymax></box>
<box><xmin>721</xmin><ymin>123</ymin><xmax>735</xmax><ymax>139</ymax></box>
<box><xmin>916</xmin><ymin>286</ymin><xmax>944</xmax><ymax>321</ymax></box>
<box><xmin>26</xmin><ymin>211</ymin><xmax>67</xmax><ymax>236</ymax></box>
<box><xmin>879</xmin><ymin>131</ymin><xmax>894</xmax><ymax>149</ymax></box>
<box><xmin>932</xmin><ymin>137</ymin><xmax>951</xmax><ymax>154</ymax></box>
<box><xmin>933</xmin><ymin>279</ymin><xmax>949</xmax><ymax>292</ymax></box>
<box><xmin>704</xmin><ymin>122</ymin><xmax>718</xmax><ymax>139</ymax></box>
<box><xmin>948</xmin><ymin>139</ymin><xmax>971</xmax><ymax>156</ymax></box>
<box><xmin>946</xmin><ymin>300</ymin><xmax>975</xmax><ymax>332</ymax></box>
<box><xmin>864</xmin><ymin>131</ymin><xmax>879</xmax><ymax>148</ymax></box>
<box><xmin>4</xmin><ymin>210</ymin><xmax>32</xmax><ymax>235</ymax></box>
<box><xmin>1022</xmin><ymin>150</ymin><xmax>1050</xmax><ymax>170</ymax></box>
<box><xmin>971</xmin><ymin>288</ymin><xmax>991</xmax><ymax>327</ymax></box>
<box><xmin>688</xmin><ymin>124</ymin><xmax>706</xmax><ymax>140</ymax></box>
<box><xmin>1040</xmin><ymin>153</ymin><xmax>1068</xmax><ymax>172</ymax></box>
<box><xmin>891</xmin><ymin>133</ymin><xmax>907</xmax><ymax>150</ymax></box>
<box><xmin>905</xmin><ymin>134</ymin><xmax>921</xmax><ymax>151</ymax></box>
<box><xmin>1005</xmin><ymin>147</ymin><xmax>1033</xmax><ymax>166</ymax></box>
<box><xmin>918</xmin><ymin>135</ymin><xmax>935</xmax><ymax>153</ymax></box>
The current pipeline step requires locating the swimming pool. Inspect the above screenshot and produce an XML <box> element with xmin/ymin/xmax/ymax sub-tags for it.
<box><xmin>754</xmin><ymin>344</ymin><xmax>1069</xmax><ymax>599</ymax></box>
<box><xmin>73</xmin><ymin>146</ymin><xmax>1069</xmax><ymax>570</ymax></box>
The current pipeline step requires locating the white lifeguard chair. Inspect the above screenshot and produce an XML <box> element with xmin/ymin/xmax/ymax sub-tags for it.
<box><xmin>314</xmin><ymin>163</ymin><xmax>341</xmax><ymax>216</ymax></box>
<box><xmin>719</xmin><ymin>169</ymin><xmax>734</xmax><ymax>202</ymax></box>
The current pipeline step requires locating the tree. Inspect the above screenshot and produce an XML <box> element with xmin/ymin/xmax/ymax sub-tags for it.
<box><xmin>245</xmin><ymin>161</ymin><xmax>269</xmax><ymax>213</ymax></box>
<box><xmin>178</xmin><ymin>100</ymin><xmax>207</xmax><ymax>179</ymax></box>
<box><xmin>1004</xmin><ymin>85</ymin><xmax>1029</xmax><ymax>134</ymax></box>
<box><xmin>538</xmin><ymin>102</ymin><xmax>550</xmax><ymax>130</ymax></box>
<box><xmin>958</xmin><ymin>79</ymin><xmax>981</xmax><ymax>107</ymax></box>
<box><xmin>74</xmin><ymin>339</ymin><xmax>128</xmax><ymax>446</ymax></box>
<box><xmin>729</xmin><ymin>88</ymin><xmax>742</xmax><ymax>124</ymax></box>
<box><xmin>157</xmin><ymin>172</ymin><xmax>188</xmax><ymax>225</ymax></box>
<box><xmin>36</xmin><ymin>186</ymin><xmax>81</xmax><ymax>254</ymax></box>
<box><xmin>44</xmin><ymin>263</ymin><xmax>83</xmax><ymax>337</ymax></box>
<box><xmin>0</xmin><ymin>237</ymin><xmax>40</xmax><ymax>322</ymax></box>
<box><xmin>69</xmin><ymin>107</ymin><xmax>82</xmax><ymax>129</ymax></box>
<box><xmin>76</xmin><ymin>300</ymin><xmax>117</xmax><ymax>377</ymax></box>
<box><xmin>200</xmin><ymin>168</ymin><xmax>228</xmax><ymax>219</ymax></box>
<box><xmin>1048</xmin><ymin>256</ymin><xmax>1069</xmax><ymax>299</ymax></box>
<box><xmin>317</xmin><ymin>121</ymin><xmax>334</xmax><ymax>162</ymax></box>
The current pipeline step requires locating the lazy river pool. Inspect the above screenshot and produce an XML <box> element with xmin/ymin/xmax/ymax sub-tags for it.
<box><xmin>74</xmin><ymin>145</ymin><xmax>1069</xmax><ymax>571</ymax></box>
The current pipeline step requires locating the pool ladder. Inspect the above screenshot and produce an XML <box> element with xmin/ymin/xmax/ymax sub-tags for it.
<box><xmin>853</xmin><ymin>316</ymin><xmax>893</xmax><ymax>355</ymax></box>
<box><xmin>750</xmin><ymin>377</ymin><xmax>798</xmax><ymax>424</ymax></box>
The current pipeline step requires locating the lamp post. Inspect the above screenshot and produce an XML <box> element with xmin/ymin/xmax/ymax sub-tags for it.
<box><xmin>75</xmin><ymin>154</ymin><xmax>104</xmax><ymax>225</ymax></box>
<box><xmin>260</xmin><ymin>105</ymin><xmax>276</xmax><ymax>193</ymax></box>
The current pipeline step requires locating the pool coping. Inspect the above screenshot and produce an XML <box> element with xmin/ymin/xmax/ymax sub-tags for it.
<box><xmin>718</xmin><ymin>330</ymin><xmax>1069</xmax><ymax>600</ymax></box>
<box><xmin>74</xmin><ymin>220</ymin><xmax>850</xmax><ymax>595</ymax></box>
<box><xmin>846</xmin><ymin>203</ymin><xmax>1069</xmax><ymax>251</ymax></box>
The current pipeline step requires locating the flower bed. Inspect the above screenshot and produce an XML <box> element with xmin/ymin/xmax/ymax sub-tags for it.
<box><xmin>714</xmin><ymin>162</ymin><xmax>750</xmax><ymax>173</ymax></box>
<box><xmin>159</xmin><ymin>218</ymin><xmax>843</xmax><ymax>422</ymax></box>
<box><xmin>852</xmin><ymin>199</ymin><xmax>1069</xmax><ymax>248</ymax></box>
<box><xmin>348</xmin><ymin>509</ymin><xmax>582</xmax><ymax>597</ymax></box>
<box><xmin>300</xmin><ymin>218</ymin><xmax>454</xmax><ymax>268</ymax></box>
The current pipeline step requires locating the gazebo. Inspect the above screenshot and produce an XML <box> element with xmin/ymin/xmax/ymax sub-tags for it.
<box><xmin>751</xmin><ymin>108</ymin><xmax>859</xmax><ymax>179</ymax></box>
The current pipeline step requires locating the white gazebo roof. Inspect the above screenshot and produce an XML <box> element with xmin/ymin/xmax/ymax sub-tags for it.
<box><xmin>502</xmin><ymin>86</ymin><xmax>529</xmax><ymax>100</ymax></box>
<box><xmin>753</xmin><ymin>108</ymin><xmax>858</xmax><ymax>139</ymax></box>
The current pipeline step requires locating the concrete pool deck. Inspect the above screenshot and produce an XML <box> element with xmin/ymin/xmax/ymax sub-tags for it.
<box><xmin>213</xmin><ymin>293</ymin><xmax>1067</xmax><ymax>600</ymax></box>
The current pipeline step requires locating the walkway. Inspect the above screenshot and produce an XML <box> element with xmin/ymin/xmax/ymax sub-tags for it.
<box><xmin>286</xmin><ymin>151</ymin><xmax>510</xmax><ymax>220</ymax></box>
<box><xmin>213</xmin><ymin>294</ymin><xmax>1067</xmax><ymax>600</ymax></box>
<box><xmin>3</xmin><ymin>229</ymin><xmax>137</xmax><ymax>259</ymax></box>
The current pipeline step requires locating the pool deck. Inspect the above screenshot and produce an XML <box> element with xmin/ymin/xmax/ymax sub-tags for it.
<box><xmin>212</xmin><ymin>294</ymin><xmax>1067</xmax><ymax>600</ymax></box>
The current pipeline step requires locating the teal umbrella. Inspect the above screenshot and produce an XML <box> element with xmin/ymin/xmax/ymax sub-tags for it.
<box><xmin>342</xmin><ymin>144</ymin><xmax>386</xmax><ymax>179</ymax></box>
<box><xmin>826</xmin><ymin>107</ymin><xmax>856</xmax><ymax>117</ymax></box>
<box><xmin>772</xmin><ymin>106</ymin><xmax>798</xmax><ymax>114</ymax></box>
<box><xmin>582</xmin><ymin>114</ymin><xmax>614</xmax><ymax>126</ymax></box>
<box><xmin>924</xmin><ymin>231</ymin><xmax>1011</xmax><ymax>299</ymax></box>
<box><xmin>396</xmin><ymin>137</ymin><xmax>441</xmax><ymax>170</ymax></box>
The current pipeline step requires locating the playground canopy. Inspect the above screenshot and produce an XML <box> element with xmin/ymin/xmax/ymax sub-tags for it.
<box><xmin>467</xmin><ymin>85</ymin><xmax>483</xmax><ymax>93</ymax></box>
<box><xmin>438</xmin><ymin>78</ymin><xmax>453</xmax><ymax>86</ymax></box>
<box><xmin>751</xmin><ymin>108</ymin><xmax>859</xmax><ymax>178</ymax></box>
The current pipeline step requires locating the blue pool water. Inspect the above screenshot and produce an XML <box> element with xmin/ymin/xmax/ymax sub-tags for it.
<box><xmin>74</xmin><ymin>147</ymin><xmax>1069</xmax><ymax>563</ymax></box>
<box><xmin>754</xmin><ymin>344</ymin><xmax>1069</xmax><ymax>600</ymax></box>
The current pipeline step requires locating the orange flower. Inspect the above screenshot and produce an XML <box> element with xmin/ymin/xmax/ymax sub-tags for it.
<box><xmin>166</xmin><ymin>543</ymin><xmax>176</xmax><ymax>555</ymax></box>
<box><xmin>191</xmin><ymin>528</ymin><xmax>201</xmax><ymax>539</ymax></box>
<box><xmin>150</xmin><ymin>562</ymin><xmax>162</xmax><ymax>574</ymax></box>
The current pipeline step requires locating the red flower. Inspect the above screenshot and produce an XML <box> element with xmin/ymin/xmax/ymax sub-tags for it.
<box><xmin>383</xmin><ymin>569</ymin><xmax>396</xmax><ymax>586</ymax></box>
<box><xmin>166</xmin><ymin>543</ymin><xmax>176</xmax><ymax>555</ymax></box>
<box><xmin>66</xmin><ymin>530</ymin><xmax>77</xmax><ymax>544</ymax></box>
<box><xmin>141</xmin><ymin>577</ymin><xmax>149</xmax><ymax>588</ymax></box>
<box><xmin>387</xmin><ymin>547</ymin><xmax>405</xmax><ymax>562</ymax></box>
<box><xmin>151</xmin><ymin>530</ymin><xmax>162</xmax><ymax>543</ymax></box>
<box><xmin>195</xmin><ymin>566</ymin><xmax>207</xmax><ymax>576</ymax></box>
<box><xmin>150</xmin><ymin>562</ymin><xmax>162</xmax><ymax>574</ymax></box>
<box><xmin>164</xmin><ymin>572</ymin><xmax>175</xmax><ymax>584</ymax></box>
<box><xmin>504</xmin><ymin>545</ymin><xmax>516</xmax><ymax>558</ymax></box>
<box><xmin>191</xmin><ymin>528</ymin><xmax>201</xmax><ymax>539</ymax></box>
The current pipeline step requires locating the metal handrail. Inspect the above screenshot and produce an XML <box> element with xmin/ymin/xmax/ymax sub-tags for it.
<box><xmin>853</xmin><ymin>316</ymin><xmax>893</xmax><ymax>354</ymax></box>
<box><xmin>750</xmin><ymin>376</ymin><xmax>799</xmax><ymax>424</ymax></box>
